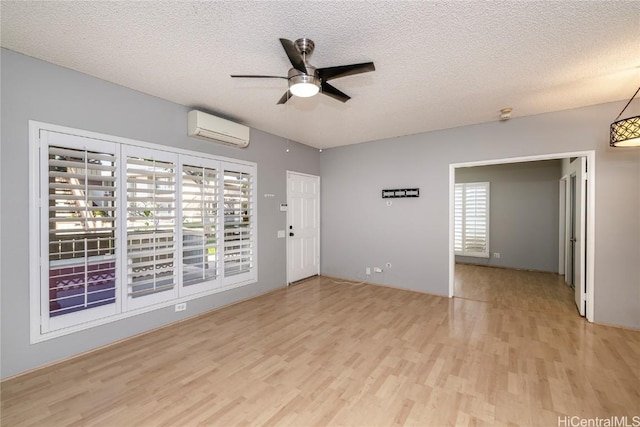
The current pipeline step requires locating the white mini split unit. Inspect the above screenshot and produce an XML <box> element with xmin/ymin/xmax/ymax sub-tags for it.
<box><xmin>187</xmin><ymin>110</ymin><xmax>250</xmax><ymax>148</ymax></box>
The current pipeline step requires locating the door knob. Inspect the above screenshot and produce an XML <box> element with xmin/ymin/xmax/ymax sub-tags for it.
<box><xmin>289</xmin><ymin>232</ymin><xmax>295</xmax><ymax>237</ymax></box>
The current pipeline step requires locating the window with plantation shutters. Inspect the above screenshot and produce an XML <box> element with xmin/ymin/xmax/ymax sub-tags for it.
<box><xmin>48</xmin><ymin>146</ymin><xmax>117</xmax><ymax>317</ymax></box>
<box><xmin>41</xmin><ymin>132</ymin><xmax>119</xmax><ymax>332</ymax></box>
<box><xmin>223</xmin><ymin>166</ymin><xmax>254</xmax><ymax>281</ymax></box>
<box><xmin>454</xmin><ymin>182</ymin><xmax>490</xmax><ymax>258</ymax></box>
<box><xmin>32</xmin><ymin>123</ymin><xmax>257</xmax><ymax>340</ymax></box>
<box><xmin>125</xmin><ymin>150</ymin><xmax>178</xmax><ymax>308</ymax></box>
<box><xmin>181</xmin><ymin>160</ymin><xmax>219</xmax><ymax>294</ymax></box>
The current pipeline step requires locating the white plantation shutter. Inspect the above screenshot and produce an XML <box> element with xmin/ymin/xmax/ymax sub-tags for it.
<box><xmin>41</xmin><ymin>132</ymin><xmax>119</xmax><ymax>332</ymax></box>
<box><xmin>125</xmin><ymin>149</ymin><xmax>178</xmax><ymax>308</ymax></box>
<box><xmin>454</xmin><ymin>182</ymin><xmax>490</xmax><ymax>258</ymax></box>
<box><xmin>47</xmin><ymin>146</ymin><xmax>117</xmax><ymax>315</ymax></box>
<box><xmin>464</xmin><ymin>184</ymin><xmax>489</xmax><ymax>253</ymax></box>
<box><xmin>181</xmin><ymin>161</ymin><xmax>219</xmax><ymax>294</ymax></box>
<box><xmin>223</xmin><ymin>165</ymin><xmax>254</xmax><ymax>282</ymax></box>
<box><xmin>454</xmin><ymin>184</ymin><xmax>463</xmax><ymax>253</ymax></box>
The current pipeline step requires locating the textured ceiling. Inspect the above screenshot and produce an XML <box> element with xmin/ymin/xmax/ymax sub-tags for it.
<box><xmin>2</xmin><ymin>1</ymin><xmax>639</xmax><ymax>149</ymax></box>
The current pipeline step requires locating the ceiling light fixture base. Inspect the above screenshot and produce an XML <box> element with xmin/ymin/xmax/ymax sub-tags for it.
<box><xmin>294</xmin><ymin>38</ymin><xmax>315</xmax><ymax>57</ymax></box>
<box><xmin>499</xmin><ymin>108</ymin><xmax>512</xmax><ymax>121</ymax></box>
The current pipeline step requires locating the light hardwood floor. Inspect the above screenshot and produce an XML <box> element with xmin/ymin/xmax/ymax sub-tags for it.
<box><xmin>455</xmin><ymin>263</ymin><xmax>577</xmax><ymax>313</ymax></box>
<box><xmin>2</xmin><ymin>268</ymin><xmax>639</xmax><ymax>426</ymax></box>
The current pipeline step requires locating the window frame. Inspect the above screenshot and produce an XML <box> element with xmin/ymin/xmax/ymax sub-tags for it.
<box><xmin>454</xmin><ymin>181</ymin><xmax>490</xmax><ymax>258</ymax></box>
<box><xmin>29</xmin><ymin>121</ymin><xmax>258</xmax><ymax>343</ymax></box>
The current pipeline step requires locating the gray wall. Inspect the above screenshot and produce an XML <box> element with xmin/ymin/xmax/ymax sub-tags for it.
<box><xmin>0</xmin><ymin>49</ymin><xmax>320</xmax><ymax>379</ymax></box>
<box><xmin>321</xmin><ymin>102</ymin><xmax>640</xmax><ymax>329</ymax></box>
<box><xmin>455</xmin><ymin>160</ymin><xmax>561</xmax><ymax>272</ymax></box>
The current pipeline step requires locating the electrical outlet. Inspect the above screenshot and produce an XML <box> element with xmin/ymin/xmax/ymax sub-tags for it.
<box><xmin>366</xmin><ymin>267</ymin><xmax>371</xmax><ymax>275</ymax></box>
<box><xmin>175</xmin><ymin>303</ymin><xmax>187</xmax><ymax>312</ymax></box>
<box><xmin>493</xmin><ymin>252</ymin><xmax>501</xmax><ymax>259</ymax></box>
<box><xmin>373</xmin><ymin>267</ymin><xmax>383</xmax><ymax>273</ymax></box>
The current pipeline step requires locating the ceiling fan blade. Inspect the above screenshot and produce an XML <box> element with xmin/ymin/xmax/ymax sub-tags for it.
<box><xmin>321</xmin><ymin>82</ymin><xmax>350</xmax><ymax>103</ymax></box>
<box><xmin>279</xmin><ymin>38</ymin><xmax>307</xmax><ymax>75</ymax></box>
<box><xmin>277</xmin><ymin>90</ymin><xmax>292</xmax><ymax>105</ymax></box>
<box><xmin>230</xmin><ymin>75</ymin><xmax>287</xmax><ymax>79</ymax></box>
<box><xmin>317</xmin><ymin>62</ymin><xmax>375</xmax><ymax>81</ymax></box>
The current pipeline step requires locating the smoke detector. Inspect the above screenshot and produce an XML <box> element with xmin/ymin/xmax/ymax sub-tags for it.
<box><xmin>500</xmin><ymin>108</ymin><xmax>512</xmax><ymax>121</ymax></box>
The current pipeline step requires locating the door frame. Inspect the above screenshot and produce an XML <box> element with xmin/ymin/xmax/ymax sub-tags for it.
<box><xmin>448</xmin><ymin>150</ymin><xmax>595</xmax><ymax>322</ymax></box>
<box><xmin>286</xmin><ymin>170</ymin><xmax>321</xmax><ymax>285</ymax></box>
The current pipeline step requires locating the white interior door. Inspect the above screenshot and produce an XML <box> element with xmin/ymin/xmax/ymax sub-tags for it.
<box><xmin>566</xmin><ymin>157</ymin><xmax>587</xmax><ymax>316</ymax></box>
<box><xmin>287</xmin><ymin>172</ymin><xmax>320</xmax><ymax>284</ymax></box>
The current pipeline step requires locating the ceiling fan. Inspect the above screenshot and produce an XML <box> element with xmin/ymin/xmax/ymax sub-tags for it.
<box><xmin>231</xmin><ymin>38</ymin><xmax>375</xmax><ymax>104</ymax></box>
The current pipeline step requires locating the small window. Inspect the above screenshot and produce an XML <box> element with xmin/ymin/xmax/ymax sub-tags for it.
<box><xmin>454</xmin><ymin>182</ymin><xmax>490</xmax><ymax>258</ymax></box>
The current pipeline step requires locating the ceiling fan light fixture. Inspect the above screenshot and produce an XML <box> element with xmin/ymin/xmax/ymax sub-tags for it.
<box><xmin>230</xmin><ymin>38</ymin><xmax>375</xmax><ymax>104</ymax></box>
<box><xmin>289</xmin><ymin>74</ymin><xmax>320</xmax><ymax>98</ymax></box>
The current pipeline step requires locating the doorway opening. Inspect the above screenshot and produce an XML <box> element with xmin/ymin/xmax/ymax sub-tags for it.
<box><xmin>448</xmin><ymin>151</ymin><xmax>595</xmax><ymax>322</ymax></box>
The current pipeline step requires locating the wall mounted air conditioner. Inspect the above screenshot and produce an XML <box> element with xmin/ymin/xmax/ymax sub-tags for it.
<box><xmin>187</xmin><ymin>110</ymin><xmax>250</xmax><ymax>148</ymax></box>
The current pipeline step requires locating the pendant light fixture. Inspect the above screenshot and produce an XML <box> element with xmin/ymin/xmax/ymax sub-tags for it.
<box><xmin>610</xmin><ymin>86</ymin><xmax>640</xmax><ymax>147</ymax></box>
